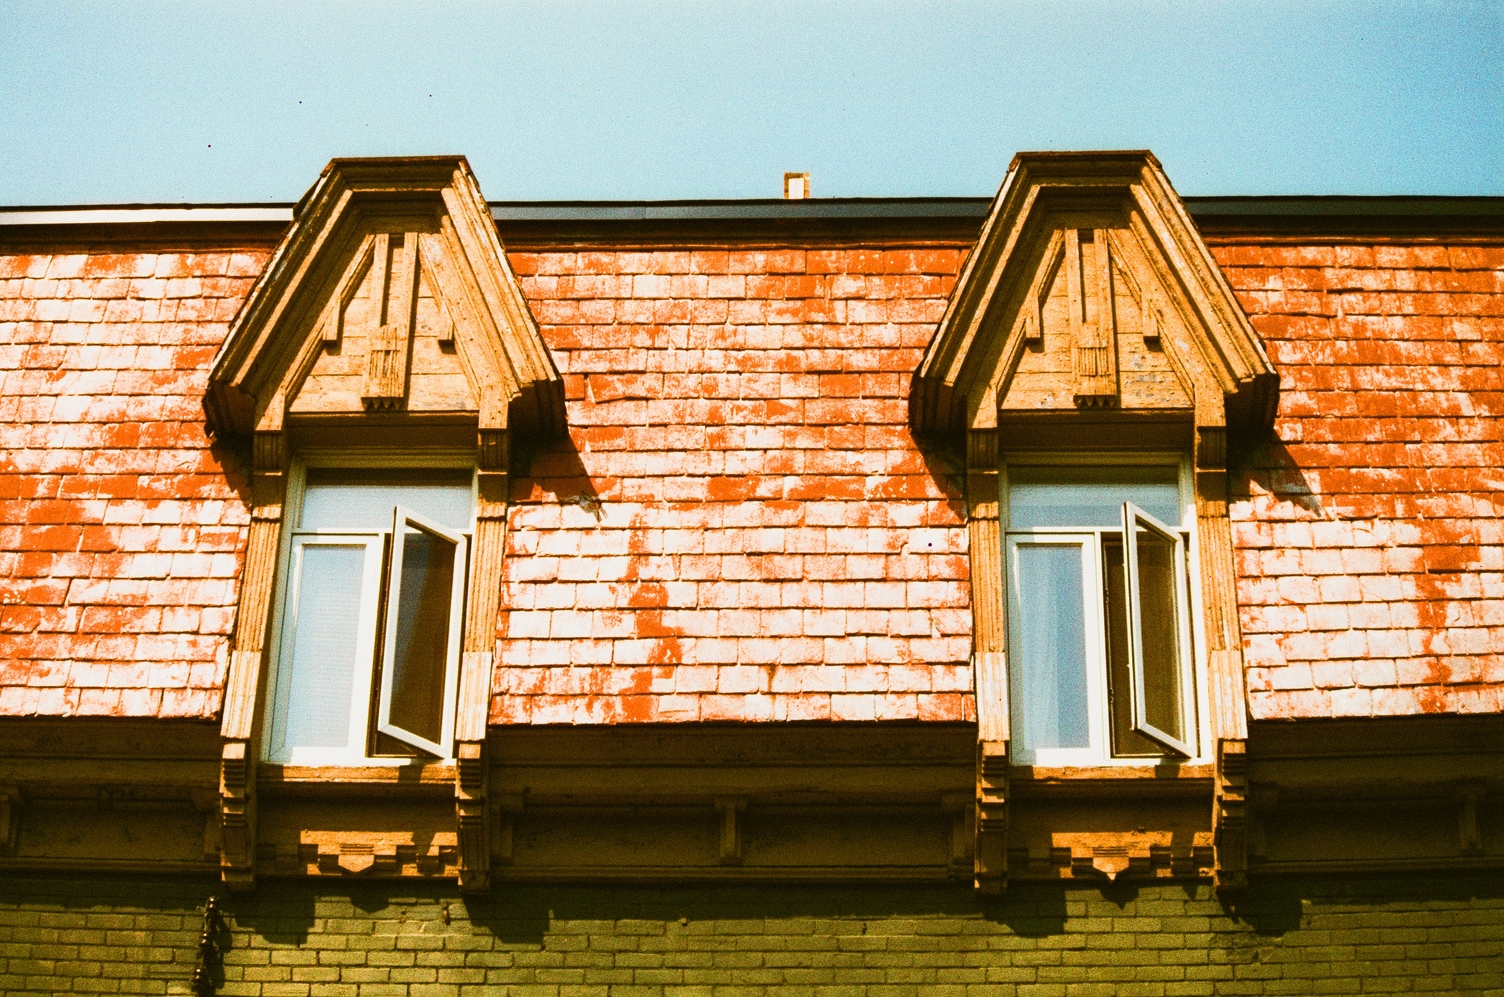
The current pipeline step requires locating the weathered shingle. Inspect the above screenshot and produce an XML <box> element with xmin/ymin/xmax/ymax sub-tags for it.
<box><xmin>1215</xmin><ymin>241</ymin><xmax>1504</xmax><ymax>719</ymax></box>
<box><xmin>493</xmin><ymin>247</ymin><xmax>976</xmax><ymax>724</ymax></box>
<box><xmin>0</xmin><ymin>249</ymin><xmax>267</xmax><ymax>718</ymax></box>
<box><xmin>1</xmin><ymin>232</ymin><xmax>1501</xmax><ymax>724</ymax></box>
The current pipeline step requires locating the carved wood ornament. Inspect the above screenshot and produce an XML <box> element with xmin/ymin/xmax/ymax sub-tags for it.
<box><xmin>205</xmin><ymin>157</ymin><xmax>564</xmax><ymax>892</ymax></box>
<box><xmin>911</xmin><ymin>151</ymin><xmax>1279</xmax><ymax>894</ymax></box>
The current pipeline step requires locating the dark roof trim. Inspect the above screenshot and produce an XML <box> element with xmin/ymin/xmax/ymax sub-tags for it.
<box><xmin>1187</xmin><ymin>195</ymin><xmax>1504</xmax><ymax>219</ymax></box>
<box><xmin>487</xmin><ymin>197</ymin><xmax>992</xmax><ymax>221</ymax></box>
<box><xmin>2</xmin><ymin>196</ymin><xmax>1501</xmax><ymax>242</ymax></box>
<box><xmin>491</xmin><ymin>194</ymin><xmax>1504</xmax><ymax>224</ymax></box>
<box><xmin>0</xmin><ymin>205</ymin><xmax>294</xmax><ymax>225</ymax></box>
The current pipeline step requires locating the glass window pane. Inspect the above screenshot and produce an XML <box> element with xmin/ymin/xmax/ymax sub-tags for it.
<box><xmin>302</xmin><ymin>469</ymin><xmax>472</xmax><ymax>531</ymax></box>
<box><xmin>1103</xmin><ymin>539</ymin><xmax>1165</xmax><ymax>756</ymax></box>
<box><xmin>1013</xmin><ymin>544</ymin><xmax>1090</xmax><ymax>751</ymax></box>
<box><xmin>282</xmin><ymin>544</ymin><xmax>367</xmax><ymax>749</ymax></box>
<box><xmin>385</xmin><ymin>527</ymin><xmax>457</xmax><ymax>746</ymax></box>
<box><xmin>1134</xmin><ymin>525</ymin><xmax>1185</xmax><ymax>742</ymax></box>
<box><xmin>1009</xmin><ymin>465</ymin><xmax>1181</xmax><ymax>529</ymax></box>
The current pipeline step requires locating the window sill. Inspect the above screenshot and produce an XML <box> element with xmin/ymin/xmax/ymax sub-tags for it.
<box><xmin>258</xmin><ymin>762</ymin><xmax>456</xmax><ymax>798</ymax></box>
<box><xmin>1009</xmin><ymin>762</ymin><xmax>1214</xmax><ymax>800</ymax></box>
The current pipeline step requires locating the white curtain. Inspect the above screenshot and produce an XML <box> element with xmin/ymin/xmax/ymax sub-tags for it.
<box><xmin>1014</xmin><ymin>544</ymin><xmax>1090</xmax><ymax>750</ymax></box>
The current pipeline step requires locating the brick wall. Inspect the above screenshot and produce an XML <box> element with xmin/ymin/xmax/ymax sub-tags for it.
<box><xmin>1214</xmin><ymin>241</ymin><xmax>1504</xmax><ymax>719</ymax></box>
<box><xmin>2</xmin><ymin>875</ymin><xmax>1502</xmax><ymax>994</ymax></box>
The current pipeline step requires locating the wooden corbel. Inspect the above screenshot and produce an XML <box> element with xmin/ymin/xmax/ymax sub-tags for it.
<box><xmin>1195</xmin><ymin>420</ymin><xmax>1251</xmax><ymax>893</ymax></box>
<box><xmin>455</xmin><ymin>741</ymin><xmax>488</xmax><ymax>890</ymax></box>
<box><xmin>1214</xmin><ymin>739</ymin><xmax>1249</xmax><ymax>891</ymax></box>
<box><xmin>715</xmin><ymin>797</ymin><xmax>747</xmax><ymax>865</ymax></box>
<box><xmin>966</xmin><ymin>429</ymin><xmax>1010</xmax><ymax>894</ymax></box>
<box><xmin>1457</xmin><ymin>783</ymin><xmax>1485</xmax><ymax>856</ymax></box>
<box><xmin>0</xmin><ymin>784</ymin><xmax>21</xmax><ymax>854</ymax></box>
<box><xmin>974</xmin><ymin>735</ymin><xmax>1009</xmax><ymax>893</ymax></box>
<box><xmin>219</xmin><ymin>429</ymin><xmax>288</xmax><ymax>890</ymax></box>
<box><xmin>454</xmin><ymin>427</ymin><xmax>510</xmax><ymax>893</ymax></box>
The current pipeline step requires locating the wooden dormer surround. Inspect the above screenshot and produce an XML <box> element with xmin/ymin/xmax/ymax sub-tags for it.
<box><xmin>911</xmin><ymin>151</ymin><xmax>1279</xmax><ymax>894</ymax></box>
<box><xmin>205</xmin><ymin>157</ymin><xmax>564</xmax><ymax>891</ymax></box>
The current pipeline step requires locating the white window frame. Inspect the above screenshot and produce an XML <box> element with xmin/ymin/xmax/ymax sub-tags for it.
<box><xmin>1123</xmin><ymin>501</ymin><xmax>1198</xmax><ymax>758</ymax></box>
<box><xmin>1005</xmin><ymin>534</ymin><xmax>1107</xmax><ymax>766</ymax></box>
<box><xmin>263</xmin><ymin>453</ymin><xmax>477</xmax><ymax>767</ymax></box>
<box><xmin>266</xmin><ymin>534</ymin><xmax>386</xmax><ymax>766</ymax></box>
<box><xmin>375</xmin><ymin>505</ymin><xmax>468</xmax><ymax>758</ymax></box>
<box><xmin>1001</xmin><ymin>453</ymin><xmax>1208</xmax><ymax>768</ymax></box>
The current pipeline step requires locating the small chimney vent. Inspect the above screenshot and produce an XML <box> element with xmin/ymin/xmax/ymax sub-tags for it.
<box><xmin>783</xmin><ymin>172</ymin><xmax>810</xmax><ymax>200</ymax></box>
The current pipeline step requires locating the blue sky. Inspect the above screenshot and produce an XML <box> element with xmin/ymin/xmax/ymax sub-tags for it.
<box><xmin>2</xmin><ymin>1</ymin><xmax>1500</xmax><ymax>204</ymax></box>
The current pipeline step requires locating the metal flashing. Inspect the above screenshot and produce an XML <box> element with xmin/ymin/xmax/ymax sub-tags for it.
<box><xmin>0</xmin><ymin>205</ymin><xmax>295</xmax><ymax>226</ymax></box>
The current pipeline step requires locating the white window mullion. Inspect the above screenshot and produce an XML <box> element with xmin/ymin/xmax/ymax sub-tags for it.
<box><xmin>1081</xmin><ymin>531</ymin><xmax>1110</xmax><ymax>762</ymax></box>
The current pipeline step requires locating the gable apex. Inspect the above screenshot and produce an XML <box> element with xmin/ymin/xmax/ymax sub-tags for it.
<box><xmin>206</xmin><ymin>156</ymin><xmax>564</xmax><ymax>440</ymax></box>
<box><xmin>911</xmin><ymin>151</ymin><xmax>1278</xmax><ymax>441</ymax></box>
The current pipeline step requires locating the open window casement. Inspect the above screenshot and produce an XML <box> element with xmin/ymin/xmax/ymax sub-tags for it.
<box><xmin>1121</xmin><ymin>501</ymin><xmax>1196</xmax><ymax>757</ymax></box>
<box><xmin>1001</xmin><ymin>460</ymin><xmax>1201</xmax><ymax>766</ymax></box>
<box><xmin>264</xmin><ymin>468</ymin><xmax>476</xmax><ymax>766</ymax></box>
<box><xmin>376</xmin><ymin>506</ymin><xmax>468</xmax><ymax>758</ymax></box>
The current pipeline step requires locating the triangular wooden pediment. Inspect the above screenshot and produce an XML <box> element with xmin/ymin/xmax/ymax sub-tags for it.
<box><xmin>206</xmin><ymin>157</ymin><xmax>564</xmax><ymax>439</ymax></box>
<box><xmin>911</xmin><ymin>151</ymin><xmax>1277</xmax><ymax>439</ymax></box>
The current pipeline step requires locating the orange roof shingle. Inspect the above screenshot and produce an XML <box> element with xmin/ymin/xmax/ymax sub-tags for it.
<box><xmin>494</xmin><ymin>246</ymin><xmax>976</xmax><ymax>724</ymax></box>
<box><xmin>1</xmin><ymin>232</ymin><xmax>1502</xmax><ymax>723</ymax></box>
<box><xmin>0</xmin><ymin>249</ymin><xmax>266</xmax><ymax>718</ymax></box>
<box><xmin>1218</xmin><ymin>241</ymin><xmax>1504</xmax><ymax>718</ymax></box>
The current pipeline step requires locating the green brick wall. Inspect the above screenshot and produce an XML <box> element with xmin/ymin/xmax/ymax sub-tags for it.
<box><xmin>1</xmin><ymin>875</ymin><xmax>1501</xmax><ymax>995</ymax></box>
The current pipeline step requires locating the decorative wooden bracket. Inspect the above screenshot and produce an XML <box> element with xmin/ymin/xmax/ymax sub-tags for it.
<box><xmin>361</xmin><ymin>232</ymin><xmax>420</xmax><ymax>410</ymax></box>
<box><xmin>1021</xmin><ymin>233</ymin><xmax>1063</xmax><ymax>346</ymax></box>
<box><xmin>941</xmin><ymin>791</ymin><xmax>975</xmax><ymax>879</ymax></box>
<box><xmin>1214</xmin><ymin>738</ymin><xmax>1249</xmax><ymax>892</ymax></box>
<box><xmin>1457</xmin><ymin>783</ymin><xmax>1485</xmax><ymax>856</ymax></box>
<box><xmin>1067</xmin><ymin>228</ymin><xmax>1118</xmax><ymax>407</ymax></box>
<box><xmin>492</xmin><ymin>793</ymin><xmax>525</xmax><ymax>866</ymax></box>
<box><xmin>975</xmin><ymin>738</ymin><xmax>1009</xmax><ymax>894</ymax></box>
<box><xmin>191</xmin><ymin>790</ymin><xmax>222</xmax><ymax>864</ymax></box>
<box><xmin>219</xmin><ymin>740</ymin><xmax>253</xmax><ymax>888</ymax></box>
<box><xmin>455</xmin><ymin>739</ymin><xmax>489</xmax><ymax>891</ymax></box>
<box><xmin>0</xmin><ymin>784</ymin><xmax>21</xmax><ymax>854</ymax></box>
<box><xmin>715</xmin><ymin>797</ymin><xmax>747</xmax><ymax>865</ymax></box>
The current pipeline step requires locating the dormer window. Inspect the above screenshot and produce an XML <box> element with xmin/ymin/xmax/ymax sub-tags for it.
<box><xmin>266</xmin><ymin>468</ymin><xmax>474</xmax><ymax>765</ymax></box>
<box><xmin>204</xmin><ymin>158</ymin><xmax>565</xmax><ymax>889</ymax></box>
<box><xmin>909</xmin><ymin>152</ymin><xmax>1280</xmax><ymax>890</ymax></box>
<box><xmin>1004</xmin><ymin>460</ymin><xmax>1201</xmax><ymax>765</ymax></box>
